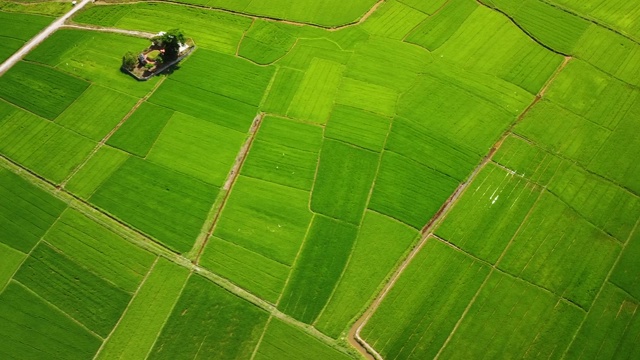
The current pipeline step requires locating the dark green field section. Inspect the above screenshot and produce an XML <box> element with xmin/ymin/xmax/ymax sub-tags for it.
<box><xmin>0</xmin><ymin>169</ymin><xmax>65</xmax><ymax>253</ymax></box>
<box><xmin>107</xmin><ymin>102</ymin><xmax>173</xmax><ymax>157</ymax></box>
<box><xmin>148</xmin><ymin>275</ymin><xmax>269</xmax><ymax>360</ymax></box>
<box><xmin>90</xmin><ymin>157</ymin><xmax>218</xmax><ymax>253</ymax></box>
<box><xmin>0</xmin><ymin>283</ymin><xmax>102</xmax><ymax>359</ymax></box>
<box><xmin>0</xmin><ymin>61</ymin><xmax>89</xmax><ymax>120</ymax></box>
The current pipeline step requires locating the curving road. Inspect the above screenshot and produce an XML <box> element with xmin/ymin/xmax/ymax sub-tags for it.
<box><xmin>0</xmin><ymin>0</ymin><xmax>93</xmax><ymax>76</ymax></box>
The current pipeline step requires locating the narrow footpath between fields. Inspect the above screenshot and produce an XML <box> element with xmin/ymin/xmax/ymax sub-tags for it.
<box><xmin>0</xmin><ymin>0</ymin><xmax>93</xmax><ymax>76</ymax></box>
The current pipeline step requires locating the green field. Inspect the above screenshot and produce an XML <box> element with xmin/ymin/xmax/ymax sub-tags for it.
<box><xmin>0</xmin><ymin>0</ymin><xmax>639</xmax><ymax>358</ymax></box>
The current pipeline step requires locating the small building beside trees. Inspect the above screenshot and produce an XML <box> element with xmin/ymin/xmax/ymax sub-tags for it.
<box><xmin>122</xmin><ymin>29</ymin><xmax>194</xmax><ymax>80</ymax></box>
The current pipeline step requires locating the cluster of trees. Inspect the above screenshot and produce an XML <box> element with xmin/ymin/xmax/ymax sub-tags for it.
<box><xmin>122</xmin><ymin>29</ymin><xmax>186</xmax><ymax>71</ymax></box>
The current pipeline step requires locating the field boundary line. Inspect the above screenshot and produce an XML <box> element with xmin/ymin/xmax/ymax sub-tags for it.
<box><xmin>401</xmin><ymin>0</ymin><xmax>452</xmax><ymax>42</ymax></box>
<box><xmin>92</xmin><ymin>256</ymin><xmax>159</xmax><ymax>360</ymax></box>
<box><xmin>11</xmin><ymin>279</ymin><xmax>104</xmax><ymax>340</ymax></box>
<box><xmin>90</xmin><ymin>0</ymin><xmax>386</xmax><ymax>31</ymax></box>
<box><xmin>141</xmin><ymin>271</ymin><xmax>193</xmax><ymax>360</ymax></box>
<box><xmin>61</xmin><ymin>24</ymin><xmax>156</xmax><ymax>38</ymax></box>
<box><xmin>60</xmin><ymin>77</ymin><xmax>166</xmax><ymax>188</ymax></box>
<box><xmin>191</xmin><ymin>112</ymin><xmax>265</xmax><ymax>264</ymax></box>
<box><xmin>249</xmin><ymin>315</ymin><xmax>274</xmax><ymax>360</ymax></box>
<box><xmin>559</xmin><ymin>217</ymin><xmax>640</xmax><ymax>359</ymax></box>
<box><xmin>236</xmin><ymin>18</ymin><xmax>255</xmax><ymax>57</ymax></box>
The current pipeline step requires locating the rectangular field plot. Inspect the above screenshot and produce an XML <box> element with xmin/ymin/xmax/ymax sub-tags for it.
<box><xmin>438</xmin><ymin>271</ymin><xmax>584</xmax><ymax>359</ymax></box>
<box><xmin>90</xmin><ymin>157</ymin><xmax>218</xmax><ymax>253</ymax></box>
<box><xmin>277</xmin><ymin>38</ymin><xmax>351</xmax><ymax>72</ymax></box>
<box><xmin>255</xmin><ymin>318</ymin><xmax>353</xmax><ymax>360</ymax></box>
<box><xmin>107</xmin><ymin>102</ymin><xmax>173</xmax><ymax>157</ymax></box>
<box><xmin>0</xmin><ymin>106</ymin><xmax>96</xmax><ymax>183</ymax></box>
<box><xmin>362</xmin><ymin>239</ymin><xmax>490</xmax><ymax>360</ymax></box>
<box><xmin>406</xmin><ymin>0</ymin><xmax>479</xmax><ymax>51</ymax></box>
<box><xmin>493</xmin><ymin>135</ymin><xmax>564</xmax><ymax>187</ymax></box>
<box><xmin>170</xmin><ymin>49</ymin><xmax>274</xmax><ymax>107</ymax></box>
<box><xmin>311</xmin><ymin>139</ymin><xmax>379</xmax><ymax>225</ymax></box>
<box><xmin>369</xmin><ymin>151</ymin><xmax>460</xmax><ymax>229</ymax></box>
<box><xmin>0</xmin><ymin>169</ymin><xmax>66</xmax><ymax>253</ymax></box>
<box><xmin>238</xmin><ymin>20</ymin><xmax>299</xmax><ymax>65</ymax></box>
<box><xmin>335</xmin><ymin>77</ymin><xmax>398</xmax><ymax>117</ymax></box>
<box><xmin>14</xmin><ymin>243</ymin><xmax>132</xmax><ymax>337</ymax></box>
<box><xmin>0</xmin><ymin>61</ymin><xmax>89</xmax><ymax>120</ymax></box>
<box><xmin>548</xmin><ymin>161</ymin><xmax>640</xmax><ymax>241</ymax></box>
<box><xmin>260</xmin><ymin>67</ymin><xmax>306</xmax><ymax>115</ymax></box>
<box><xmin>514</xmin><ymin>99</ymin><xmax>611</xmax><ymax>166</ymax></box>
<box><xmin>279</xmin><ymin>215</ymin><xmax>358</xmax><ymax>324</ymax></box>
<box><xmin>75</xmin><ymin>3</ymin><xmax>253</xmax><ymax>54</ymax></box>
<box><xmin>148</xmin><ymin>275</ymin><xmax>268</xmax><ymax>360</ymax></box>
<box><xmin>146</xmin><ymin>112</ymin><xmax>246</xmax><ymax>187</ymax></box>
<box><xmin>55</xmin><ymin>84</ymin><xmax>137</xmax><ymax>141</ymax></box>
<box><xmin>0</xmin><ymin>11</ymin><xmax>53</xmax><ymax>62</ymax></box>
<box><xmin>65</xmin><ymin>146</ymin><xmax>129</xmax><ymax>199</ymax></box>
<box><xmin>26</xmin><ymin>30</ymin><xmax>159</xmax><ymax>98</ymax></box>
<box><xmin>96</xmin><ymin>258</ymin><xmax>190</xmax><ymax>360</ymax></box>
<box><xmin>0</xmin><ymin>282</ymin><xmax>101</xmax><ymax>359</ymax></box>
<box><xmin>43</xmin><ymin>208</ymin><xmax>155</xmax><ymax>294</ymax></box>
<box><xmin>287</xmin><ymin>58</ymin><xmax>345</xmax><ymax>124</ymax></box>
<box><xmin>566</xmin><ymin>283</ymin><xmax>640</xmax><ymax>359</ymax></box>
<box><xmin>325</xmin><ymin>105</ymin><xmax>390</xmax><ymax>152</ymax></box>
<box><xmin>434</xmin><ymin>6</ymin><xmax>563</xmax><ymax>94</ymax></box>
<box><xmin>315</xmin><ymin>211</ymin><xmax>418</xmax><ymax>338</ymax></box>
<box><xmin>360</xmin><ymin>0</ymin><xmax>428</xmax><ymax>40</ymax></box>
<box><xmin>611</xmin><ymin>229</ymin><xmax>640</xmax><ymax>299</ymax></box>
<box><xmin>200</xmin><ymin>237</ymin><xmax>289</xmax><ymax>303</ymax></box>
<box><xmin>498</xmin><ymin>192</ymin><xmax>620</xmax><ymax>308</ymax></box>
<box><xmin>0</xmin><ymin>243</ymin><xmax>24</xmax><ymax>290</ymax></box>
<box><xmin>544</xmin><ymin>60</ymin><xmax>637</xmax><ymax>130</ymax></box>
<box><xmin>240</xmin><ymin>0</ymin><xmax>376</xmax><ymax>27</ymax></box>
<box><xmin>241</xmin><ymin>116</ymin><xmax>323</xmax><ymax>191</ymax></box>
<box><xmin>436</xmin><ymin>163</ymin><xmax>541</xmax><ymax>263</ymax></box>
<box><xmin>149</xmin><ymin>79</ymin><xmax>257</xmax><ymax>133</ymax></box>
<box><xmin>214</xmin><ymin>176</ymin><xmax>312</xmax><ymax>266</ymax></box>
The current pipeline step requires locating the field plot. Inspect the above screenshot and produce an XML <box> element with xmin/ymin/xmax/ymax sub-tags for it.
<box><xmin>107</xmin><ymin>102</ymin><xmax>173</xmax><ymax>157</ymax></box>
<box><xmin>254</xmin><ymin>318</ymin><xmax>353</xmax><ymax>360</ymax></box>
<box><xmin>279</xmin><ymin>215</ymin><xmax>358</xmax><ymax>324</ymax></box>
<box><xmin>610</xmin><ymin>229</ymin><xmax>640</xmax><ymax>299</ymax></box>
<box><xmin>493</xmin><ymin>135</ymin><xmax>564</xmax><ymax>187</ymax></box>
<box><xmin>498</xmin><ymin>192</ymin><xmax>620</xmax><ymax>308</ymax></box>
<box><xmin>335</xmin><ymin>78</ymin><xmax>398</xmax><ymax>117</ymax></box>
<box><xmin>311</xmin><ymin>139</ymin><xmax>379</xmax><ymax>225</ymax></box>
<box><xmin>65</xmin><ymin>146</ymin><xmax>129</xmax><ymax>199</ymax></box>
<box><xmin>436</xmin><ymin>163</ymin><xmax>541</xmax><ymax>263</ymax></box>
<box><xmin>360</xmin><ymin>0</ymin><xmax>428</xmax><ymax>40</ymax></box>
<box><xmin>75</xmin><ymin>3</ymin><xmax>252</xmax><ymax>54</ymax></box>
<box><xmin>0</xmin><ymin>282</ymin><xmax>101</xmax><ymax>359</ymax></box>
<box><xmin>0</xmin><ymin>11</ymin><xmax>52</xmax><ymax>62</ymax></box>
<box><xmin>43</xmin><ymin>208</ymin><xmax>155</xmax><ymax>293</ymax></box>
<box><xmin>406</xmin><ymin>0</ymin><xmax>478</xmax><ymax>51</ymax></box>
<box><xmin>0</xmin><ymin>169</ymin><xmax>66</xmax><ymax>253</ymax></box>
<box><xmin>324</xmin><ymin>105</ymin><xmax>391</xmax><ymax>152</ymax></box>
<box><xmin>241</xmin><ymin>116</ymin><xmax>323</xmax><ymax>191</ymax></box>
<box><xmin>90</xmin><ymin>157</ymin><xmax>218</xmax><ymax>253</ymax></box>
<box><xmin>551</xmin><ymin>0</ymin><xmax>640</xmax><ymax>41</ymax></box>
<box><xmin>55</xmin><ymin>84</ymin><xmax>137</xmax><ymax>141</ymax></box>
<box><xmin>96</xmin><ymin>258</ymin><xmax>190</xmax><ymax>360</ymax></box>
<box><xmin>148</xmin><ymin>275</ymin><xmax>268</xmax><ymax>360</ymax></box>
<box><xmin>0</xmin><ymin>61</ymin><xmax>89</xmax><ymax>120</ymax></box>
<box><xmin>438</xmin><ymin>271</ymin><xmax>584</xmax><ymax>359</ymax></box>
<box><xmin>146</xmin><ymin>112</ymin><xmax>246</xmax><ymax>186</ymax></box>
<box><xmin>316</xmin><ymin>211</ymin><xmax>418</xmax><ymax>338</ymax></box>
<box><xmin>238</xmin><ymin>20</ymin><xmax>300</xmax><ymax>64</ymax></box>
<box><xmin>0</xmin><ymin>243</ymin><xmax>23</xmax><ymax>290</ymax></box>
<box><xmin>566</xmin><ymin>282</ymin><xmax>640</xmax><ymax>359</ymax></box>
<box><xmin>362</xmin><ymin>239</ymin><xmax>490</xmax><ymax>360</ymax></box>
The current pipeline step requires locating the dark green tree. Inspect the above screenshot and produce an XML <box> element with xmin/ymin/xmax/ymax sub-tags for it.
<box><xmin>154</xmin><ymin>29</ymin><xmax>186</xmax><ymax>60</ymax></box>
<box><xmin>122</xmin><ymin>51</ymin><xmax>137</xmax><ymax>71</ymax></box>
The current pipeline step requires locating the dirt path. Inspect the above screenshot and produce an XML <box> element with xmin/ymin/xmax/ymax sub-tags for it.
<box><xmin>62</xmin><ymin>24</ymin><xmax>156</xmax><ymax>38</ymax></box>
<box><xmin>347</xmin><ymin>56</ymin><xmax>573</xmax><ymax>360</ymax></box>
<box><xmin>0</xmin><ymin>0</ymin><xmax>93</xmax><ymax>76</ymax></box>
<box><xmin>192</xmin><ymin>113</ymin><xmax>264</xmax><ymax>264</ymax></box>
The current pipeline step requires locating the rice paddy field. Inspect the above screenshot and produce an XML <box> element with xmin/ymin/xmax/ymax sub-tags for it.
<box><xmin>0</xmin><ymin>0</ymin><xmax>639</xmax><ymax>359</ymax></box>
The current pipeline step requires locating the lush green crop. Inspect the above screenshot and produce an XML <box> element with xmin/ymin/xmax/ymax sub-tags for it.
<box><xmin>360</xmin><ymin>0</ymin><xmax>428</xmax><ymax>40</ymax></box>
<box><xmin>325</xmin><ymin>105</ymin><xmax>391</xmax><ymax>152</ymax></box>
<box><xmin>0</xmin><ymin>243</ymin><xmax>24</xmax><ymax>290</ymax></box>
<box><xmin>65</xmin><ymin>146</ymin><xmax>130</xmax><ymax>199</ymax></box>
<box><xmin>0</xmin><ymin>11</ymin><xmax>52</xmax><ymax>62</ymax></box>
<box><xmin>610</xmin><ymin>230</ymin><xmax>640</xmax><ymax>299</ymax></box>
<box><xmin>107</xmin><ymin>102</ymin><xmax>173</xmax><ymax>157</ymax></box>
<box><xmin>287</xmin><ymin>58</ymin><xmax>345</xmax><ymax>123</ymax></box>
<box><xmin>406</xmin><ymin>0</ymin><xmax>478</xmax><ymax>50</ymax></box>
<box><xmin>0</xmin><ymin>168</ymin><xmax>66</xmax><ymax>253</ymax></box>
<box><xmin>238</xmin><ymin>20</ymin><xmax>300</xmax><ymax>64</ymax></box>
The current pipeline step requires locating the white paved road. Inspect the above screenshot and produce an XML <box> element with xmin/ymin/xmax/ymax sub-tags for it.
<box><xmin>0</xmin><ymin>0</ymin><xmax>93</xmax><ymax>76</ymax></box>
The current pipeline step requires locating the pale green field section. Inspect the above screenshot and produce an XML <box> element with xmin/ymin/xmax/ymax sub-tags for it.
<box><xmin>238</xmin><ymin>20</ymin><xmax>300</xmax><ymax>64</ymax></box>
<box><xmin>0</xmin><ymin>243</ymin><xmax>24</xmax><ymax>290</ymax></box>
<box><xmin>65</xmin><ymin>146</ymin><xmax>129</xmax><ymax>199</ymax></box>
<box><xmin>107</xmin><ymin>102</ymin><xmax>173</xmax><ymax>158</ymax></box>
<box><xmin>325</xmin><ymin>105</ymin><xmax>391</xmax><ymax>152</ymax></box>
<box><xmin>96</xmin><ymin>258</ymin><xmax>190</xmax><ymax>360</ymax></box>
<box><xmin>360</xmin><ymin>0</ymin><xmax>428</xmax><ymax>40</ymax></box>
<box><xmin>610</xmin><ymin>229</ymin><xmax>640</xmax><ymax>299</ymax></box>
